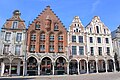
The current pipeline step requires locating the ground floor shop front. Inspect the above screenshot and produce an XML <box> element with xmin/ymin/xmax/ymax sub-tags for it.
<box><xmin>0</xmin><ymin>54</ymin><xmax>118</xmax><ymax>76</ymax></box>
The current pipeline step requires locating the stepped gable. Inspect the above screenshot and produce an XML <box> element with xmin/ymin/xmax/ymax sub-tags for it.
<box><xmin>28</xmin><ymin>6</ymin><xmax>67</xmax><ymax>32</ymax></box>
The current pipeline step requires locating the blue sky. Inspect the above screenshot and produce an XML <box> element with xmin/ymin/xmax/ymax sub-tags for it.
<box><xmin>0</xmin><ymin>0</ymin><xmax>120</xmax><ymax>31</ymax></box>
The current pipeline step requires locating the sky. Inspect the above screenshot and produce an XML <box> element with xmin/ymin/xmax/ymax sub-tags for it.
<box><xmin>0</xmin><ymin>0</ymin><xmax>120</xmax><ymax>31</ymax></box>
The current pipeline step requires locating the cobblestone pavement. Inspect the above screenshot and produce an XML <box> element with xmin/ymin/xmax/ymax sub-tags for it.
<box><xmin>0</xmin><ymin>72</ymin><xmax>120</xmax><ymax>80</ymax></box>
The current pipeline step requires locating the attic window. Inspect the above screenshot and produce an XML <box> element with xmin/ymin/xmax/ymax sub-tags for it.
<box><xmin>76</xmin><ymin>28</ymin><xmax>78</xmax><ymax>32</ymax></box>
<box><xmin>54</xmin><ymin>23</ymin><xmax>59</xmax><ymax>31</ymax></box>
<box><xmin>35</xmin><ymin>21</ymin><xmax>40</xmax><ymax>30</ymax></box>
<box><xmin>13</xmin><ymin>21</ymin><xmax>18</xmax><ymax>29</ymax></box>
<box><xmin>78</xmin><ymin>24</ymin><xmax>79</xmax><ymax>27</ymax></box>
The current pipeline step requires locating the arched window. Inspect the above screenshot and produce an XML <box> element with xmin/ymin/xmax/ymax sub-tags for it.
<box><xmin>35</xmin><ymin>21</ymin><xmax>40</xmax><ymax>29</ymax></box>
<box><xmin>96</xmin><ymin>26</ymin><xmax>99</xmax><ymax>33</ymax></box>
<box><xmin>54</xmin><ymin>23</ymin><xmax>59</xmax><ymax>31</ymax></box>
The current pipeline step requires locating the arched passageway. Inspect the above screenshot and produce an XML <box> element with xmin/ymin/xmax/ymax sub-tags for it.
<box><xmin>69</xmin><ymin>59</ymin><xmax>78</xmax><ymax>75</ymax></box>
<box><xmin>55</xmin><ymin>57</ymin><xmax>67</xmax><ymax>75</ymax></box>
<box><xmin>27</xmin><ymin>57</ymin><xmax>38</xmax><ymax>76</ymax></box>
<box><xmin>41</xmin><ymin>57</ymin><xmax>52</xmax><ymax>75</ymax></box>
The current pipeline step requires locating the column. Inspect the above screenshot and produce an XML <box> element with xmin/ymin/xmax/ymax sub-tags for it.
<box><xmin>9</xmin><ymin>62</ymin><xmax>12</xmax><ymax>76</ymax></box>
<box><xmin>1</xmin><ymin>62</ymin><xmax>5</xmax><ymax>76</ymax></box>
<box><xmin>52</xmin><ymin>62</ymin><xmax>55</xmax><ymax>75</ymax></box>
<box><xmin>87</xmin><ymin>61</ymin><xmax>89</xmax><ymax>74</ymax></box>
<box><xmin>78</xmin><ymin>62</ymin><xmax>80</xmax><ymax>75</ymax></box>
<box><xmin>17</xmin><ymin>62</ymin><xmax>20</xmax><ymax>75</ymax></box>
<box><xmin>95</xmin><ymin>59</ymin><xmax>98</xmax><ymax>73</ymax></box>
<box><xmin>38</xmin><ymin>62</ymin><xmax>40</xmax><ymax>76</ymax></box>
<box><xmin>113</xmin><ymin>59</ymin><xmax>116</xmax><ymax>72</ymax></box>
<box><xmin>105</xmin><ymin>60</ymin><xmax>108</xmax><ymax>73</ymax></box>
<box><xmin>23</xmin><ymin>61</ymin><xmax>26</xmax><ymax>76</ymax></box>
<box><xmin>67</xmin><ymin>62</ymin><xmax>69</xmax><ymax>75</ymax></box>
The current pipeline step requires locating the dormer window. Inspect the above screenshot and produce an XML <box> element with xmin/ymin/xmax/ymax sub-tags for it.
<box><xmin>104</xmin><ymin>29</ymin><xmax>106</xmax><ymax>34</ymax></box>
<box><xmin>13</xmin><ymin>21</ymin><xmax>18</xmax><ymax>29</ymax></box>
<box><xmin>35</xmin><ymin>21</ymin><xmax>40</xmax><ymax>30</ymax></box>
<box><xmin>54</xmin><ymin>23</ymin><xmax>59</xmax><ymax>31</ymax></box>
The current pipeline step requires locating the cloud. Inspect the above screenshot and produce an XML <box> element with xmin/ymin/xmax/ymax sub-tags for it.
<box><xmin>91</xmin><ymin>0</ymin><xmax>100</xmax><ymax>13</ymax></box>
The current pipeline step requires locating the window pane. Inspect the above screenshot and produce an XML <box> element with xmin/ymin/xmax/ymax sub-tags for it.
<box><xmin>15</xmin><ymin>45</ymin><xmax>21</xmax><ymax>55</ymax></box>
<box><xmin>72</xmin><ymin>46</ymin><xmax>76</xmax><ymax>55</ymax></box>
<box><xmin>5</xmin><ymin>32</ymin><xmax>11</xmax><ymax>41</ymax></box>
<box><xmin>16</xmin><ymin>33</ymin><xmax>22</xmax><ymax>42</ymax></box>
<box><xmin>79</xmin><ymin>36</ymin><xmax>83</xmax><ymax>43</ymax></box>
<box><xmin>13</xmin><ymin>22</ymin><xmax>17</xmax><ymax>29</ymax></box>
<box><xmin>72</xmin><ymin>36</ymin><xmax>76</xmax><ymax>42</ymax></box>
<box><xmin>90</xmin><ymin>37</ymin><xmax>93</xmax><ymax>43</ymax></box>
<box><xmin>79</xmin><ymin>46</ymin><xmax>84</xmax><ymax>55</ymax></box>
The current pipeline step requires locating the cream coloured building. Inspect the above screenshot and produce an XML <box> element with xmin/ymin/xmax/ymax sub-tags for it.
<box><xmin>0</xmin><ymin>10</ymin><xmax>26</xmax><ymax>76</ymax></box>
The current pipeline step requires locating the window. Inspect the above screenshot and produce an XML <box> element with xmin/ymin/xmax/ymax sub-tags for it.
<box><xmin>97</xmin><ymin>37</ymin><xmax>101</xmax><ymax>43</ymax></box>
<box><xmin>79</xmin><ymin>36</ymin><xmax>83</xmax><ymax>43</ymax></box>
<box><xmin>3</xmin><ymin>45</ymin><xmax>9</xmax><ymax>54</ymax></box>
<box><xmin>50</xmin><ymin>34</ymin><xmax>54</xmax><ymax>41</ymax></box>
<box><xmin>72</xmin><ymin>46</ymin><xmax>77</xmax><ymax>55</ymax></box>
<box><xmin>40</xmin><ymin>33</ymin><xmax>45</xmax><ymax>41</ymax></box>
<box><xmin>105</xmin><ymin>38</ymin><xmax>109</xmax><ymax>43</ymax></box>
<box><xmin>15</xmin><ymin>45</ymin><xmax>21</xmax><ymax>55</ymax></box>
<box><xmin>79</xmin><ymin>46</ymin><xmax>84</xmax><ymax>55</ymax></box>
<box><xmin>54</xmin><ymin>23</ymin><xmax>58</xmax><ymax>31</ymax></box>
<box><xmin>106</xmin><ymin>47</ymin><xmax>110</xmax><ymax>55</ymax></box>
<box><xmin>90</xmin><ymin>28</ymin><xmax>92</xmax><ymax>33</ymax></box>
<box><xmin>13</xmin><ymin>22</ymin><xmax>18</xmax><ymax>29</ymax></box>
<box><xmin>40</xmin><ymin>43</ymin><xmax>45</xmax><ymax>52</ymax></box>
<box><xmin>98</xmin><ymin>47</ymin><xmax>102</xmax><ymax>55</ymax></box>
<box><xmin>49</xmin><ymin>42</ymin><xmax>54</xmax><ymax>52</ymax></box>
<box><xmin>16</xmin><ymin>33</ymin><xmax>22</xmax><ymax>42</ymax></box>
<box><xmin>5</xmin><ymin>32</ymin><xmax>11</xmax><ymax>41</ymax></box>
<box><xmin>35</xmin><ymin>22</ymin><xmax>40</xmax><ymax>29</ymax></box>
<box><xmin>90</xmin><ymin>37</ymin><xmax>93</xmax><ymax>43</ymax></box>
<box><xmin>58</xmin><ymin>35</ymin><xmax>63</xmax><ymax>41</ymax></box>
<box><xmin>90</xmin><ymin>47</ymin><xmax>94</xmax><ymax>56</ymax></box>
<box><xmin>76</xmin><ymin>28</ymin><xmax>78</xmax><ymax>32</ymax></box>
<box><xmin>58</xmin><ymin>42</ymin><xmax>63</xmax><ymax>52</ymax></box>
<box><xmin>31</xmin><ymin>33</ymin><xmax>36</xmax><ymax>41</ymax></box>
<box><xmin>104</xmin><ymin>29</ymin><xmax>106</xmax><ymax>34</ymax></box>
<box><xmin>72</xmin><ymin>36</ymin><xmax>76</xmax><ymax>42</ymax></box>
<box><xmin>30</xmin><ymin>45</ymin><xmax>35</xmax><ymax>53</ymax></box>
<box><xmin>96</xmin><ymin>26</ymin><xmax>99</xmax><ymax>33</ymax></box>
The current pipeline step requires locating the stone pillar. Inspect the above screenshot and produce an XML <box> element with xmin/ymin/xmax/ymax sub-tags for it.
<box><xmin>78</xmin><ymin>62</ymin><xmax>80</xmax><ymax>75</ymax></box>
<box><xmin>87</xmin><ymin>61</ymin><xmax>89</xmax><ymax>74</ymax></box>
<box><xmin>23</xmin><ymin>61</ymin><xmax>26</xmax><ymax>76</ymax></box>
<box><xmin>38</xmin><ymin>62</ymin><xmax>40</xmax><ymax>76</ymax></box>
<box><xmin>113</xmin><ymin>59</ymin><xmax>116</xmax><ymax>72</ymax></box>
<box><xmin>52</xmin><ymin>62</ymin><xmax>55</xmax><ymax>75</ymax></box>
<box><xmin>67</xmin><ymin>62</ymin><xmax>69</xmax><ymax>75</ymax></box>
<box><xmin>105</xmin><ymin>60</ymin><xmax>108</xmax><ymax>73</ymax></box>
<box><xmin>95</xmin><ymin>59</ymin><xmax>98</xmax><ymax>73</ymax></box>
<box><xmin>1</xmin><ymin>62</ymin><xmax>5</xmax><ymax>76</ymax></box>
<box><xmin>9</xmin><ymin>62</ymin><xmax>12</xmax><ymax>76</ymax></box>
<box><xmin>17</xmin><ymin>62</ymin><xmax>20</xmax><ymax>75</ymax></box>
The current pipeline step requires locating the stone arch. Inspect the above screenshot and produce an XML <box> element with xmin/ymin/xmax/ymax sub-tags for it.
<box><xmin>41</xmin><ymin>57</ymin><xmax>53</xmax><ymax>75</ymax></box>
<box><xmin>98</xmin><ymin>59</ymin><xmax>106</xmax><ymax>72</ymax></box>
<box><xmin>79</xmin><ymin>58</ymin><xmax>87</xmax><ymax>74</ymax></box>
<box><xmin>27</xmin><ymin>54</ymin><xmax>40</xmax><ymax>62</ymax></box>
<box><xmin>41</xmin><ymin>55</ymin><xmax>53</xmax><ymax>62</ymax></box>
<box><xmin>69</xmin><ymin>59</ymin><xmax>78</xmax><ymax>75</ymax></box>
<box><xmin>55</xmin><ymin>55</ymin><xmax>68</xmax><ymax>62</ymax></box>
<box><xmin>27</xmin><ymin>56</ymin><xmax>38</xmax><ymax>76</ymax></box>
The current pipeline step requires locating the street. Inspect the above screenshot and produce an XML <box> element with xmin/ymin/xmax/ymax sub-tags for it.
<box><xmin>0</xmin><ymin>72</ymin><xmax>120</xmax><ymax>80</ymax></box>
